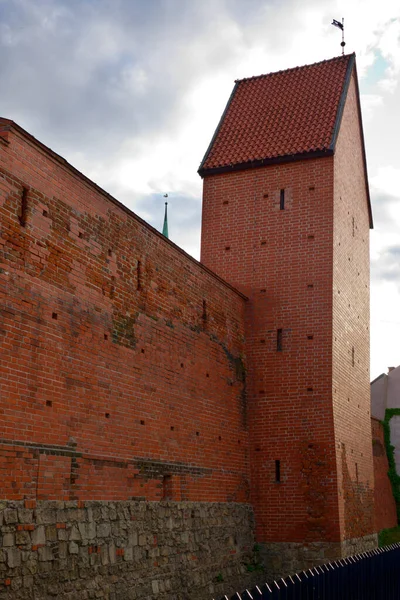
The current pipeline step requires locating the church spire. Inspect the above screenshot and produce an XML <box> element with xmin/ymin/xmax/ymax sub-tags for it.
<box><xmin>162</xmin><ymin>200</ymin><xmax>169</xmax><ymax>238</ymax></box>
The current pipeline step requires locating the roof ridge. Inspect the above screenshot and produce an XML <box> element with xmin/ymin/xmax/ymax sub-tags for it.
<box><xmin>234</xmin><ymin>53</ymin><xmax>355</xmax><ymax>83</ymax></box>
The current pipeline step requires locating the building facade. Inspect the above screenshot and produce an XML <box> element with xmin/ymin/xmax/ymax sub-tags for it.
<box><xmin>199</xmin><ymin>53</ymin><xmax>376</xmax><ymax>569</ymax></box>
<box><xmin>0</xmin><ymin>53</ymin><xmax>395</xmax><ymax>598</ymax></box>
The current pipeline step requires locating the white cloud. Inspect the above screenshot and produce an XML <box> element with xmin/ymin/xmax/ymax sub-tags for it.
<box><xmin>371</xmin><ymin>166</ymin><xmax>400</xmax><ymax>199</ymax></box>
<box><xmin>1</xmin><ymin>0</ymin><xmax>400</xmax><ymax>377</ymax></box>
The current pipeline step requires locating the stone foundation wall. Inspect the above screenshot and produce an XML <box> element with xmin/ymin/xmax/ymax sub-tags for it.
<box><xmin>0</xmin><ymin>500</ymin><xmax>260</xmax><ymax>600</ymax></box>
<box><xmin>259</xmin><ymin>533</ymin><xmax>378</xmax><ymax>581</ymax></box>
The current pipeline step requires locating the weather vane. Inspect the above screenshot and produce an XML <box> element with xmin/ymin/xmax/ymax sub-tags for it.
<box><xmin>332</xmin><ymin>18</ymin><xmax>345</xmax><ymax>55</ymax></box>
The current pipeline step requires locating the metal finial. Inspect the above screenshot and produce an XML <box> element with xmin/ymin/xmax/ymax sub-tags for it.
<box><xmin>162</xmin><ymin>198</ymin><xmax>169</xmax><ymax>239</ymax></box>
<box><xmin>332</xmin><ymin>18</ymin><xmax>345</xmax><ymax>55</ymax></box>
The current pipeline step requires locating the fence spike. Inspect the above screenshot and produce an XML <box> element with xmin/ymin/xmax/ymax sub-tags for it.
<box><xmin>245</xmin><ymin>590</ymin><xmax>253</xmax><ymax>599</ymax></box>
<box><xmin>255</xmin><ymin>585</ymin><xmax>262</xmax><ymax>595</ymax></box>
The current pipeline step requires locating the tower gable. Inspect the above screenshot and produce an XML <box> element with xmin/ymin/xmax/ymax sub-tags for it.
<box><xmin>199</xmin><ymin>53</ymin><xmax>372</xmax><ymax>230</ymax></box>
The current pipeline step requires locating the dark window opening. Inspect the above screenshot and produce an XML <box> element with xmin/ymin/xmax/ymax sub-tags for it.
<box><xmin>277</xmin><ymin>328</ymin><xmax>283</xmax><ymax>352</ymax></box>
<box><xmin>19</xmin><ymin>187</ymin><xmax>29</xmax><ymax>227</ymax></box>
<box><xmin>137</xmin><ymin>261</ymin><xmax>142</xmax><ymax>290</ymax></box>
<box><xmin>280</xmin><ymin>189</ymin><xmax>285</xmax><ymax>210</ymax></box>
<box><xmin>162</xmin><ymin>475</ymin><xmax>172</xmax><ymax>500</ymax></box>
<box><xmin>202</xmin><ymin>300</ymin><xmax>207</xmax><ymax>324</ymax></box>
<box><xmin>352</xmin><ymin>346</ymin><xmax>355</xmax><ymax>367</ymax></box>
<box><xmin>275</xmin><ymin>460</ymin><xmax>281</xmax><ymax>482</ymax></box>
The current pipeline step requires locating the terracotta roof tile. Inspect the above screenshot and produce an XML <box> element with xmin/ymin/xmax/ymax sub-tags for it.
<box><xmin>199</xmin><ymin>54</ymin><xmax>354</xmax><ymax>173</ymax></box>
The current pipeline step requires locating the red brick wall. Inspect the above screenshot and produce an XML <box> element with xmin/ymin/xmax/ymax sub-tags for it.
<box><xmin>332</xmin><ymin>71</ymin><xmax>375</xmax><ymax>539</ymax></box>
<box><xmin>201</xmin><ymin>157</ymin><xmax>342</xmax><ymax>543</ymax></box>
<box><xmin>0</xmin><ymin>122</ymin><xmax>249</xmax><ymax>502</ymax></box>
<box><xmin>200</xmin><ymin>71</ymin><xmax>375</xmax><ymax>545</ymax></box>
<box><xmin>371</xmin><ymin>418</ymin><xmax>397</xmax><ymax>531</ymax></box>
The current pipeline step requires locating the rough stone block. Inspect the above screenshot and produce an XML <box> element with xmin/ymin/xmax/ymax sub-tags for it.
<box><xmin>2</xmin><ymin>533</ymin><xmax>15</xmax><ymax>547</ymax></box>
<box><xmin>109</xmin><ymin>543</ymin><xmax>116</xmax><ymax>564</ymax></box>
<box><xmin>69</xmin><ymin>525</ymin><xmax>81</xmax><ymax>541</ymax></box>
<box><xmin>31</xmin><ymin>525</ymin><xmax>46</xmax><ymax>546</ymax></box>
<box><xmin>46</xmin><ymin>525</ymin><xmax>58</xmax><ymax>542</ymax></box>
<box><xmin>15</xmin><ymin>531</ymin><xmax>31</xmax><ymax>546</ymax></box>
<box><xmin>97</xmin><ymin>523</ymin><xmax>111</xmax><ymax>538</ymax></box>
<box><xmin>4</xmin><ymin>510</ymin><xmax>18</xmax><ymax>525</ymax></box>
<box><xmin>7</xmin><ymin>547</ymin><xmax>21</xmax><ymax>568</ymax></box>
<box><xmin>18</xmin><ymin>509</ymin><xmax>33</xmax><ymax>524</ymax></box>
<box><xmin>38</xmin><ymin>546</ymin><xmax>54</xmax><ymax>562</ymax></box>
<box><xmin>69</xmin><ymin>541</ymin><xmax>79</xmax><ymax>555</ymax></box>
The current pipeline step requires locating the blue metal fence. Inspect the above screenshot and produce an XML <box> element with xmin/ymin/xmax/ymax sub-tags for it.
<box><xmin>215</xmin><ymin>543</ymin><xmax>400</xmax><ymax>600</ymax></box>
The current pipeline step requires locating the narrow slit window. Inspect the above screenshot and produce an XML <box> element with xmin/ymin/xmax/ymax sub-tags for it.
<box><xmin>352</xmin><ymin>216</ymin><xmax>355</xmax><ymax>237</ymax></box>
<box><xmin>280</xmin><ymin>189</ymin><xmax>285</xmax><ymax>210</ymax></box>
<box><xmin>202</xmin><ymin>299</ymin><xmax>207</xmax><ymax>324</ymax></box>
<box><xmin>275</xmin><ymin>460</ymin><xmax>281</xmax><ymax>482</ymax></box>
<box><xmin>352</xmin><ymin>346</ymin><xmax>355</xmax><ymax>367</ymax></box>
<box><xmin>277</xmin><ymin>328</ymin><xmax>283</xmax><ymax>352</ymax></box>
<box><xmin>19</xmin><ymin>187</ymin><xmax>29</xmax><ymax>227</ymax></box>
<box><xmin>162</xmin><ymin>475</ymin><xmax>172</xmax><ymax>501</ymax></box>
<box><xmin>137</xmin><ymin>260</ymin><xmax>142</xmax><ymax>290</ymax></box>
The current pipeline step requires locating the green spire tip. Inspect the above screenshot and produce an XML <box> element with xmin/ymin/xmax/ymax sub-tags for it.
<box><xmin>162</xmin><ymin>201</ymin><xmax>169</xmax><ymax>239</ymax></box>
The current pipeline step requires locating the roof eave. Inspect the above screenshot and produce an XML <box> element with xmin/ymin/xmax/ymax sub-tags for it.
<box><xmin>198</xmin><ymin>148</ymin><xmax>334</xmax><ymax>178</ymax></box>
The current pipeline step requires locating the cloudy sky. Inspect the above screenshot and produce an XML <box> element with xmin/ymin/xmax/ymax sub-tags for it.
<box><xmin>1</xmin><ymin>0</ymin><xmax>399</xmax><ymax>379</ymax></box>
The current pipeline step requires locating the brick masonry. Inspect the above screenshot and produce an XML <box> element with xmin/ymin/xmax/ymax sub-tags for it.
<box><xmin>0</xmin><ymin>56</ymin><xmax>396</xmax><ymax>596</ymax></box>
<box><xmin>200</xmin><ymin>69</ymin><xmax>376</xmax><ymax>549</ymax></box>
<box><xmin>0</xmin><ymin>121</ymin><xmax>249</xmax><ymax>505</ymax></box>
<box><xmin>371</xmin><ymin>418</ymin><xmax>397</xmax><ymax>532</ymax></box>
<box><xmin>0</xmin><ymin>500</ymin><xmax>260</xmax><ymax>600</ymax></box>
<box><xmin>332</xmin><ymin>72</ymin><xmax>375</xmax><ymax>541</ymax></box>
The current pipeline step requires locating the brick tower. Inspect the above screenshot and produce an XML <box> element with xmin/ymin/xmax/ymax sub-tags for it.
<box><xmin>199</xmin><ymin>54</ymin><xmax>377</xmax><ymax>573</ymax></box>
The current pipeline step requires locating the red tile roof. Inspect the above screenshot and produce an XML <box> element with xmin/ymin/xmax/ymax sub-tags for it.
<box><xmin>199</xmin><ymin>54</ymin><xmax>354</xmax><ymax>174</ymax></box>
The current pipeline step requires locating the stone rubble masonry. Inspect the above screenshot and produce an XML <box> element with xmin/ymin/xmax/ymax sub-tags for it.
<box><xmin>0</xmin><ymin>500</ymin><xmax>260</xmax><ymax>600</ymax></box>
<box><xmin>0</xmin><ymin>120</ymin><xmax>249</xmax><ymax>504</ymax></box>
<box><xmin>259</xmin><ymin>533</ymin><xmax>378</xmax><ymax>581</ymax></box>
<box><xmin>0</xmin><ymin>57</ymin><xmax>391</xmax><ymax>594</ymax></box>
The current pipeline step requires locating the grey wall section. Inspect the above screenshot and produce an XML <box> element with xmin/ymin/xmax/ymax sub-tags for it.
<box><xmin>389</xmin><ymin>415</ymin><xmax>400</xmax><ymax>475</ymax></box>
<box><xmin>371</xmin><ymin>367</ymin><xmax>400</xmax><ymax>472</ymax></box>
<box><xmin>0</xmin><ymin>500</ymin><xmax>261</xmax><ymax>600</ymax></box>
<box><xmin>371</xmin><ymin>366</ymin><xmax>400</xmax><ymax>421</ymax></box>
<box><xmin>387</xmin><ymin>368</ymin><xmax>400</xmax><ymax>409</ymax></box>
<box><xmin>371</xmin><ymin>374</ymin><xmax>387</xmax><ymax>420</ymax></box>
